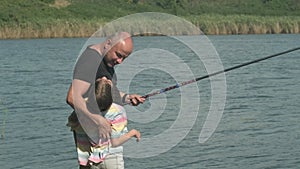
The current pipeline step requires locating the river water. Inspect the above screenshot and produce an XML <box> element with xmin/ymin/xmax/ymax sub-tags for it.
<box><xmin>0</xmin><ymin>34</ymin><xmax>299</xmax><ymax>169</ymax></box>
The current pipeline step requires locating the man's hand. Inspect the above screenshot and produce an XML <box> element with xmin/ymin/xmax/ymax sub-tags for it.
<box><xmin>97</xmin><ymin>116</ymin><xmax>112</xmax><ymax>140</ymax></box>
<box><xmin>126</xmin><ymin>94</ymin><xmax>145</xmax><ymax>106</ymax></box>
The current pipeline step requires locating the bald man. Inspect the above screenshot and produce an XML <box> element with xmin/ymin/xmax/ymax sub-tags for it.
<box><xmin>66</xmin><ymin>32</ymin><xmax>145</xmax><ymax>168</ymax></box>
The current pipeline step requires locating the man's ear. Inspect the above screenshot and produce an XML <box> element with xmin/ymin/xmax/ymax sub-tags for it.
<box><xmin>104</xmin><ymin>39</ymin><xmax>112</xmax><ymax>49</ymax></box>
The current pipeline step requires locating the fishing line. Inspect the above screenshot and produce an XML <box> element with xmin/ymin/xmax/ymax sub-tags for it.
<box><xmin>141</xmin><ymin>47</ymin><xmax>300</xmax><ymax>99</ymax></box>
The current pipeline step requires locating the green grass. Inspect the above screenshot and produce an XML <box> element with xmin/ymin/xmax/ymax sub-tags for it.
<box><xmin>1</xmin><ymin>0</ymin><xmax>300</xmax><ymax>38</ymax></box>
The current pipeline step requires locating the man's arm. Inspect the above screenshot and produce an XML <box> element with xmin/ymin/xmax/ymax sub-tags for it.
<box><xmin>72</xmin><ymin>79</ymin><xmax>112</xmax><ymax>140</ymax></box>
<box><xmin>110</xmin><ymin>129</ymin><xmax>141</xmax><ymax>147</ymax></box>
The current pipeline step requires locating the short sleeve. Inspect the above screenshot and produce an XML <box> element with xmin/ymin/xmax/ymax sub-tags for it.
<box><xmin>105</xmin><ymin>104</ymin><xmax>128</xmax><ymax>138</ymax></box>
<box><xmin>73</xmin><ymin>48</ymin><xmax>102</xmax><ymax>84</ymax></box>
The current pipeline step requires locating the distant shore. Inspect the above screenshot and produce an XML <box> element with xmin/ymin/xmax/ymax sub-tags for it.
<box><xmin>1</xmin><ymin>15</ymin><xmax>299</xmax><ymax>39</ymax></box>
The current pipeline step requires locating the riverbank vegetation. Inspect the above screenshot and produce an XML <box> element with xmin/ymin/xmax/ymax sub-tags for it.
<box><xmin>1</xmin><ymin>0</ymin><xmax>300</xmax><ymax>39</ymax></box>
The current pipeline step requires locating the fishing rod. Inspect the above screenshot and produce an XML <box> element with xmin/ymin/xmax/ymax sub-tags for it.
<box><xmin>142</xmin><ymin>47</ymin><xmax>300</xmax><ymax>99</ymax></box>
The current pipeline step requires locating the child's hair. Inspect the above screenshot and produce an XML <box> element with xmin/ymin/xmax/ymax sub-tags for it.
<box><xmin>95</xmin><ymin>78</ymin><xmax>113</xmax><ymax>112</ymax></box>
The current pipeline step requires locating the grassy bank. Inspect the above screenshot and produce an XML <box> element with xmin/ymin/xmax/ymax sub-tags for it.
<box><xmin>1</xmin><ymin>14</ymin><xmax>300</xmax><ymax>39</ymax></box>
<box><xmin>1</xmin><ymin>0</ymin><xmax>300</xmax><ymax>39</ymax></box>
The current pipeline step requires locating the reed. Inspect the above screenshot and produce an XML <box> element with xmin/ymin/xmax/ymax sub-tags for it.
<box><xmin>0</xmin><ymin>19</ymin><xmax>106</xmax><ymax>39</ymax></box>
<box><xmin>188</xmin><ymin>14</ymin><xmax>300</xmax><ymax>35</ymax></box>
<box><xmin>0</xmin><ymin>15</ymin><xmax>300</xmax><ymax>39</ymax></box>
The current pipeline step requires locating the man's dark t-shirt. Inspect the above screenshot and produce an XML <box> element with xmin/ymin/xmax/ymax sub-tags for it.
<box><xmin>73</xmin><ymin>47</ymin><xmax>122</xmax><ymax>116</ymax></box>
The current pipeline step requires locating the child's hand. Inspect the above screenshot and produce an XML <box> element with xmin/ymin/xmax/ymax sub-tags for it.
<box><xmin>130</xmin><ymin>129</ymin><xmax>141</xmax><ymax>142</ymax></box>
<box><xmin>135</xmin><ymin>130</ymin><xmax>141</xmax><ymax>142</ymax></box>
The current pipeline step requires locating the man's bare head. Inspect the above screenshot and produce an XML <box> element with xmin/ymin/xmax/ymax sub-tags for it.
<box><xmin>103</xmin><ymin>32</ymin><xmax>133</xmax><ymax>67</ymax></box>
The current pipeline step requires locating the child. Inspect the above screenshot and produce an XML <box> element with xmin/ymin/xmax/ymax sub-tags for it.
<box><xmin>88</xmin><ymin>77</ymin><xmax>141</xmax><ymax>168</ymax></box>
<box><xmin>95</xmin><ymin>77</ymin><xmax>141</xmax><ymax>146</ymax></box>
